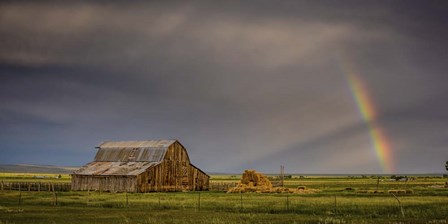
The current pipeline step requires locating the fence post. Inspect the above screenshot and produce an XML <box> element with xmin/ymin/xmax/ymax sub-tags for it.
<box><xmin>240</xmin><ymin>192</ymin><xmax>243</xmax><ymax>211</ymax></box>
<box><xmin>51</xmin><ymin>183</ymin><xmax>57</xmax><ymax>206</ymax></box>
<box><xmin>1</xmin><ymin>181</ymin><xmax>3</xmax><ymax>191</ymax></box>
<box><xmin>334</xmin><ymin>195</ymin><xmax>337</xmax><ymax>215</ymax></box>
<box><xmin>286</xmin><ymin>195</ymin><xmax>289</xmax><ymax>211</ymax></box>
<box><xmin>158</xmin><ymin>193</ymin><xmax>161</xmax><ymax>207</ymax></box>
<box><xmin>18</xmin><ymin>184</ymin><xmax>22</xmax><ymax>207</ymax></box>
<box><xmin>87</xmin><ymin>188</ymin><xmax>90</xmax><ymax>206</ymax></box>
<box><xmin>125</xmin><ymin>190</ymin><xmax>129</xmax><ymax>207</ymax></box>
<box><xmin>198</xmin><ymin>192</ymin><xmax>201</xmax><ymax>211</ymax></box>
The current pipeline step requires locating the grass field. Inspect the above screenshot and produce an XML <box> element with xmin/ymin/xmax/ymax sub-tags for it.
<box><xmin>0</xmin><ymin>173</ymin><xmax>447</xmax><ymax>223</ymax></box>
<box><xmin>0</xmin><ymin>173</ymin><xmax>71</xmax><ymax>183</ymax></box>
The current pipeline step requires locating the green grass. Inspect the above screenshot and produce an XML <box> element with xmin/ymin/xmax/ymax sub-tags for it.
<box><xmin>1</xmin><ymin>191</ymin><xmax>447</xmax><ymax>223</ymax></box>
<box><xmin>0</xmin><ymin>174</ymin><xmax>447</xmax><ymax>223</ymax></box>
<box><xmin>0</xmin><ymin>173</ymin><xmax>71</xmax><ymax>183</ymax></box>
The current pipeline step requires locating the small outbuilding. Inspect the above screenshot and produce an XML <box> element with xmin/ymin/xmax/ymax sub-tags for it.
<box><xmin>71</xmin><ymin>140</ymin><xmax>209</xmax><ymax>192</ymax></box>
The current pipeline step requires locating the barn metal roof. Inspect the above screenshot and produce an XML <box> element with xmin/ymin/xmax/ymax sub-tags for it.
<box><xmin>73</xmin><ymin>161</ymin><xmax>157</xmax><ymax>176</ymax></box>
<box><xmin>94</xmin><ymin>147</ymin><xmax>167</xmax><ymax>162</ymax></box>
<box><xmin>98</xmin><ymin>140</ymin><xmax>176</xmax><ymax>148</ymax></box>
<box><xmin>94</xmin><ymin>140</ymin><xmax>177</xmax><ymax>162</ymax></box>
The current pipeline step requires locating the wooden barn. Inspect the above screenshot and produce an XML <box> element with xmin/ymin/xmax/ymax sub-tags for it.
<box><xmin>71</xmin><ymin>140</ymin><xmax>209</xmax><ymax>192</ymax></box>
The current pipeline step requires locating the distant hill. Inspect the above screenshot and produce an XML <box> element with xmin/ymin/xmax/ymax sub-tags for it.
<box><xmin>0</xmin><ymin>164</ymin><xmax>78</xmax><ymax>174</ymax></box>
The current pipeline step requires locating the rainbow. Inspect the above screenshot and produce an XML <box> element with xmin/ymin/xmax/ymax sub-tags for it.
<box><xmin>342</xmin><ymin>62</ymin><xmax>395</xmax><ymax>173</ymax></box>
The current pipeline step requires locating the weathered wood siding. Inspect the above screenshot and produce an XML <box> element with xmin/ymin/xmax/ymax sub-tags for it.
<box><xmin>71</xmin><ymin>175</ymin><xmax>137</xmax><ymax>192</ymax></box>
<box><xmin>142</xmin><ymin>142</ymin><xmax>209</xmax><ymax>192</ymax></box>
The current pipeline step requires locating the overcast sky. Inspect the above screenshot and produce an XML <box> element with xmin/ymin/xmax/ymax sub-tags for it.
<box><xmin>1</xmin><ymin>1</ymin><xmax>447</xmax><ymax>174</ymax></box>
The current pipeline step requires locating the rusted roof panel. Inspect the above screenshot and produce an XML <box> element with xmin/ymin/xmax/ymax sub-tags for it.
<box><xmin>138</xmin><ymin>147</ymin><xmax>166</xmax><ymax>161</ymax></box>
<box><xmin>94</xmin><ymin>147</ymin><xmax>167</xmax><ymax>162</ymax></box>
<box><xmin>98</xmin><ymin>140</ymin><xmax>176</xmax><ymax>148</ymax></box>
<box><xmin>73</xmin><ymin>161</ymin><xmax>157</xmax><ymax>176</ymax></box>
<box><xmin>94</xmin><ymin>148</ymin><xmax>131</xmax><ymax>162</ymax></box>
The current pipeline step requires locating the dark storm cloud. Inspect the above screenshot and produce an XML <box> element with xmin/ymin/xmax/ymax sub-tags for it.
<box><xmin>250</xmin><ymin>90</ymin><xmax>448</xmax><ymax>173</ymax></box>
<box><xmin>1</xmin><ymin>0</ymin><xmax>447</xmax><ymax>173</ymax></box>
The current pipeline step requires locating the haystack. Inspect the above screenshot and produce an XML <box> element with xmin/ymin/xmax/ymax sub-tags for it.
<box><xmin>241</xmin><ymin>170</ymin><xmax>272</xmax><ymax>188</ymax></box>
<box><xmin>227</xmin><ymin>170</ymin><xmax>273</xmax><ymax>193</ymax></box>
<box><xmin>227</xmin><ymin>170</ymin><xmax>319</xmax><ymax>194</ymax></box>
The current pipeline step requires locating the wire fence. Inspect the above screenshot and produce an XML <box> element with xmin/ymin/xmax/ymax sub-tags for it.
<box><xmin>2</xmin><ymin>181</ymin><xmax>444</xmax><ymax>218</ymax></box>
<box><xmin>1</xmin><ymin>181</ymin><xmax>71</xmax><ymax>192</ymax></box>
<box><xmin>209</xmin><ymin>182</ymin><xmax>237</xmax><ymax>191</ymax></box>
<box><xmin>0</xmin><ymin>189</ymin><xmax>416</xmax><ymax>218</ymax></box>
<box><xmin>0</xmin><ymin>191</ymin><xmax>322</xmax><ymax>213</ymax></box>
